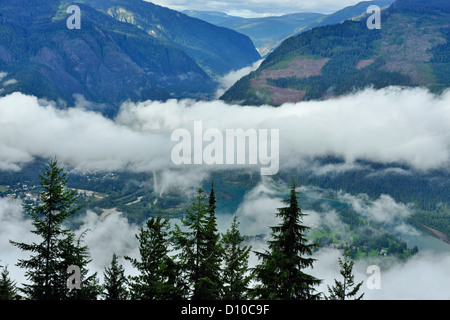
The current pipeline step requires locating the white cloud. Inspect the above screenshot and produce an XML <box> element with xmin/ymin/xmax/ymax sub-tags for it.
<box><xmin>357</xmin><ymin>250</ymin><xmax>450</xmax><ymax>299</ymax></box>
<box><xmin>0</xmin><ymin>93</ymin><xmax>172</xmax><ymax>173</ymax></box>
<box><xmin>73</xmin><ymin>211</ymin><xmax>141</xmax><ymax>273</ymax></box>
<box><xmin>0</xmin><ymin>198</ymin><xmax>40</xmax><ymax>287</ymax></box>
<box><xmin>1</xmin><ymin>84</ymin><xmax>449</xmax><ymax>299</ymax></box>
<box><xmin>1</xmin><ymin>87</ymin><xmax>450</xmax><ymax>178</ymax></box>
<box><xmin>148</xmin><ymin>0</ymin><xmax>363</xmax><ymax>15</ymax></box>
<box><xmin>215</xmin><ymin>59</ymin><xmax>263</xmax><ymax>98</ymax></box>
<box><xmin>336</xmin><ymin>191</ymin><xmax>422</xmax><ymax>239</ymax></box>
<box><xmin>0</xmin><ymin>198</ymin><xmax>143</xmax><ymax>287</ymax></box>
<box><xmin>2</xmin><ymin>79</ymin><xmax>17</xmax><ymax>87</ymax></box>
<box><xmin>309</xmin><ymin>161</ymin><xmax>366</xmax><ymax>176</ymax></box>
<box><xmin>72</xmin><ymin>210</ymin><xmax>142</xmax><ymax>282</ymax></box>
<box><xmin>233</xmin><ymin>177</ymin><xmax>284</xmax><ymax>235</ymax></box>
<box><xmin>338</xmin><ymin>192</ymin><xmax>413</xmax><ymax>224</ymax></box>
<box><xmin>304</xmin><ymin>247</ymin><xmax>450</xmax><ymax>300</ymax></box>
<box><xmin>237</xmin><ymin>180</ymin><xmax>450</xmax><ymax>300</ymax></box>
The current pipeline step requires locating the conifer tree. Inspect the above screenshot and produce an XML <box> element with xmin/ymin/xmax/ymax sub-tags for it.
<box><xmin>103</xmin><ymin>254</ymin><xmax>128</xmax><ymax>300</ymax></box>
<box><xmin>173</xmin><ymin>187</ymin><xmax>221</xmax><ymax>300</ymax></box>
<box><xmin>0</xmin><ymin>264</ymin><xmax>17</xmax><ymax>300</ymax></box>
<box><xmin>252</xmin><ymin>181</ymin><xmax>322</xmax><ymax>300</ymax></box>
<box><xmin>327</xmin><ymin>246</ymin><xmax>364</xmax><ymax>300</ymax></box>
<box><xmin>9</xmin><ymin>158</ymin><xmax>98</xmax><ymax>300</ymax></box>
<box><xmin>126</xmin><ymin>216</ymin><xmax>184</xmax><ymax>300</ymax></box>
<box><xmin>221</xmin><ymin>215</ymin><xmax>252</xmax><ymax>300</ymax></box>
<box><xmin>60</xmin><ymin>231</ymin><xmax>101</xmax><ymax>300</ymax></box>
<box><xmin>203</xmin><ymin>183</ymin><xmax>224</xmax><ymax>299</ymax></box>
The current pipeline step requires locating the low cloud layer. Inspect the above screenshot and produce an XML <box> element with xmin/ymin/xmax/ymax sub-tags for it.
<box><xmin>233</xmin><ymin>177</ymin><xmax>284</xmax><ymax>235</ymax></box>
<box><xmin>215</xmin><ymin>59</ymin><xmax>263</xmax><ymax>98</ymax></box>
<box><xmin>1</xmin><ymin>86</ymin><xmax>450</xmax><ymax>178</ymax></box>
<box><xmin>0</xmin><ymin>198</ymin><xmax>39</xmax><ymax>286</ymax></box>
<box><xmin>338</xmin><ymin>192</ymin><xmax>420</xmax><ymax>236</ymax></box>
<box><xmin>307</xmin><ymin>247</ymin><xmax>450</xmax><ymax>300</ymax></box>
<box><xmin>0</xmin><ymin>197</ymin><xmax>142</xmax><ymax>286</ymax></box>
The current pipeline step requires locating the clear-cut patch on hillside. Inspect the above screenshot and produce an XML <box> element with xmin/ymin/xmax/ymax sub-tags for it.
<box><xmin>250</xmin><ymin>57</ymin><xmax>329</xmax><ymax>105</ymax></box>
<box><xmin>356</xmin><ymin>59</ymin><xmax>375</xmax><ymax>69</ymax></box>
<box><xmin>378</xmin><ymin>13</ymin><xmax>447</xmax><ymax>84</ymax></box>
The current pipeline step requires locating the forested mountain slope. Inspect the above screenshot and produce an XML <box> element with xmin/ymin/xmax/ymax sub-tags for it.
<box><xmin>221</xmin><ymin>0</ymin><xmax>450</xmax><ymax>105</ymax></box>
<box><xmin>0</xmin><ymin>1</ymin><xmax>218</xmax><ymax>116</ymax></box>
<box><xmin>85</xmin><ymin>0</ymin><xmax>261</xmax><ymax>78</ymax></box>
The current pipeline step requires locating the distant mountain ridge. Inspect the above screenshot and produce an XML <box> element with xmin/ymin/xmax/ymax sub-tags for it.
<box><xmin>221</xmin><ymin>0</ymin><xmax>450</xmax><ymax>106</ymax></box>
<box><xmin>184</xmin><ymin>10</ymin><xmax>325</xmax><ymax>54</ymax></box>
<box><xmin>182</xmin><ymin>10</ymin><xmax>242</xmax><ymax>25</ymax></box>
<box><xmin>184</xmin><ymin>1</ymin><xmax>395</xmax><ymax>56</ymax></box>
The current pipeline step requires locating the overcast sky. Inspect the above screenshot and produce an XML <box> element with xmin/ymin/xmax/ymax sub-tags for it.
<box><xmin>146</xmin><ymin>0</ymin><xmax>365</xmax><ymax>17</ymax></box>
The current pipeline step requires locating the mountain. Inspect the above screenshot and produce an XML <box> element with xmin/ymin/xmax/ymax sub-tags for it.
<box><xmin>0</xmin><ymin>0</ymin><xmax>218</xmax><ymax>117</ymax></box>
<box><xmin>182</xmin><ymin>10</ymin><xmax>243</xmax><ymax>25</ymax></box>
<box><xmin>293</xmin><ymin>0</ymin><xmax>395</xmax><ymax>35</ymax></box>
<box><xmin>0</xmin><ymin>0</ymin><xmax>262</xmax><ymax>117</ymax></box>
<box><xmin>183</xmin><ymin>10</ymin><xmax>325</xmax><ymax>55</ymax></box>
<box><xmin>84</xmin><ymin>0</ymin><xmax>261</xmax><ymax>78</ymax></box>
<box><xmin>218</xmin><ymin>13</ymin><xmax>326</xmax><ymax>54</ymax></box>
<box><xmin>256</xmin><ymin>0</ymin><xmax>395</xmax><ymax>56</ymax></box>
<box><xmin>221</xmin><ymin>0</ymin><xmax>450</xmax><ymax>106</ymax></box>
<box><xmin>184</xmin><ymin>1</ymin><xmax>395</xmax><ymax>57</ymax></box>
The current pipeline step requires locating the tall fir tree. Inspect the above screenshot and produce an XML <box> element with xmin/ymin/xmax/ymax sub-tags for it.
<box><xmin>9</xmin><ymin>159</ymin><xmax>98</xmax><ymax>300</ymax></box>
<box><xmin>126</xmin><ymin>216</ymin><xmax>184</xmax><ymax>300</ymax></box>
<box><xmin>252</xmin><ymin>181</ymin><xmax>322</xmax><ymax>300</ymax></box>
<box><xmin>221</xmin><ymin>215</ymin><xmax>253</xmax><ymax>300</ymax></box>
<box><xmin>103</xmin><ymin>253</ymin><xmax>128</xmax><ymax>300</ymax></box>
<box><xmin>203</xmin><ymin>182</ymin><xmax>224</xmax><ymax>299</ymax></box>
<box><xmin>0</xmin><ymin>264</ymin><xmax>18</xmax><ymax>300</ymax></box>
<box><xmin>327</xmin><ymin>245</ymin><xmax>364</xmax><ymax>300</ymax></box>
<box><xmin>173</xmin><ymin>187</ymin><xmax>221</xmax><ymax>300</ymax></box>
